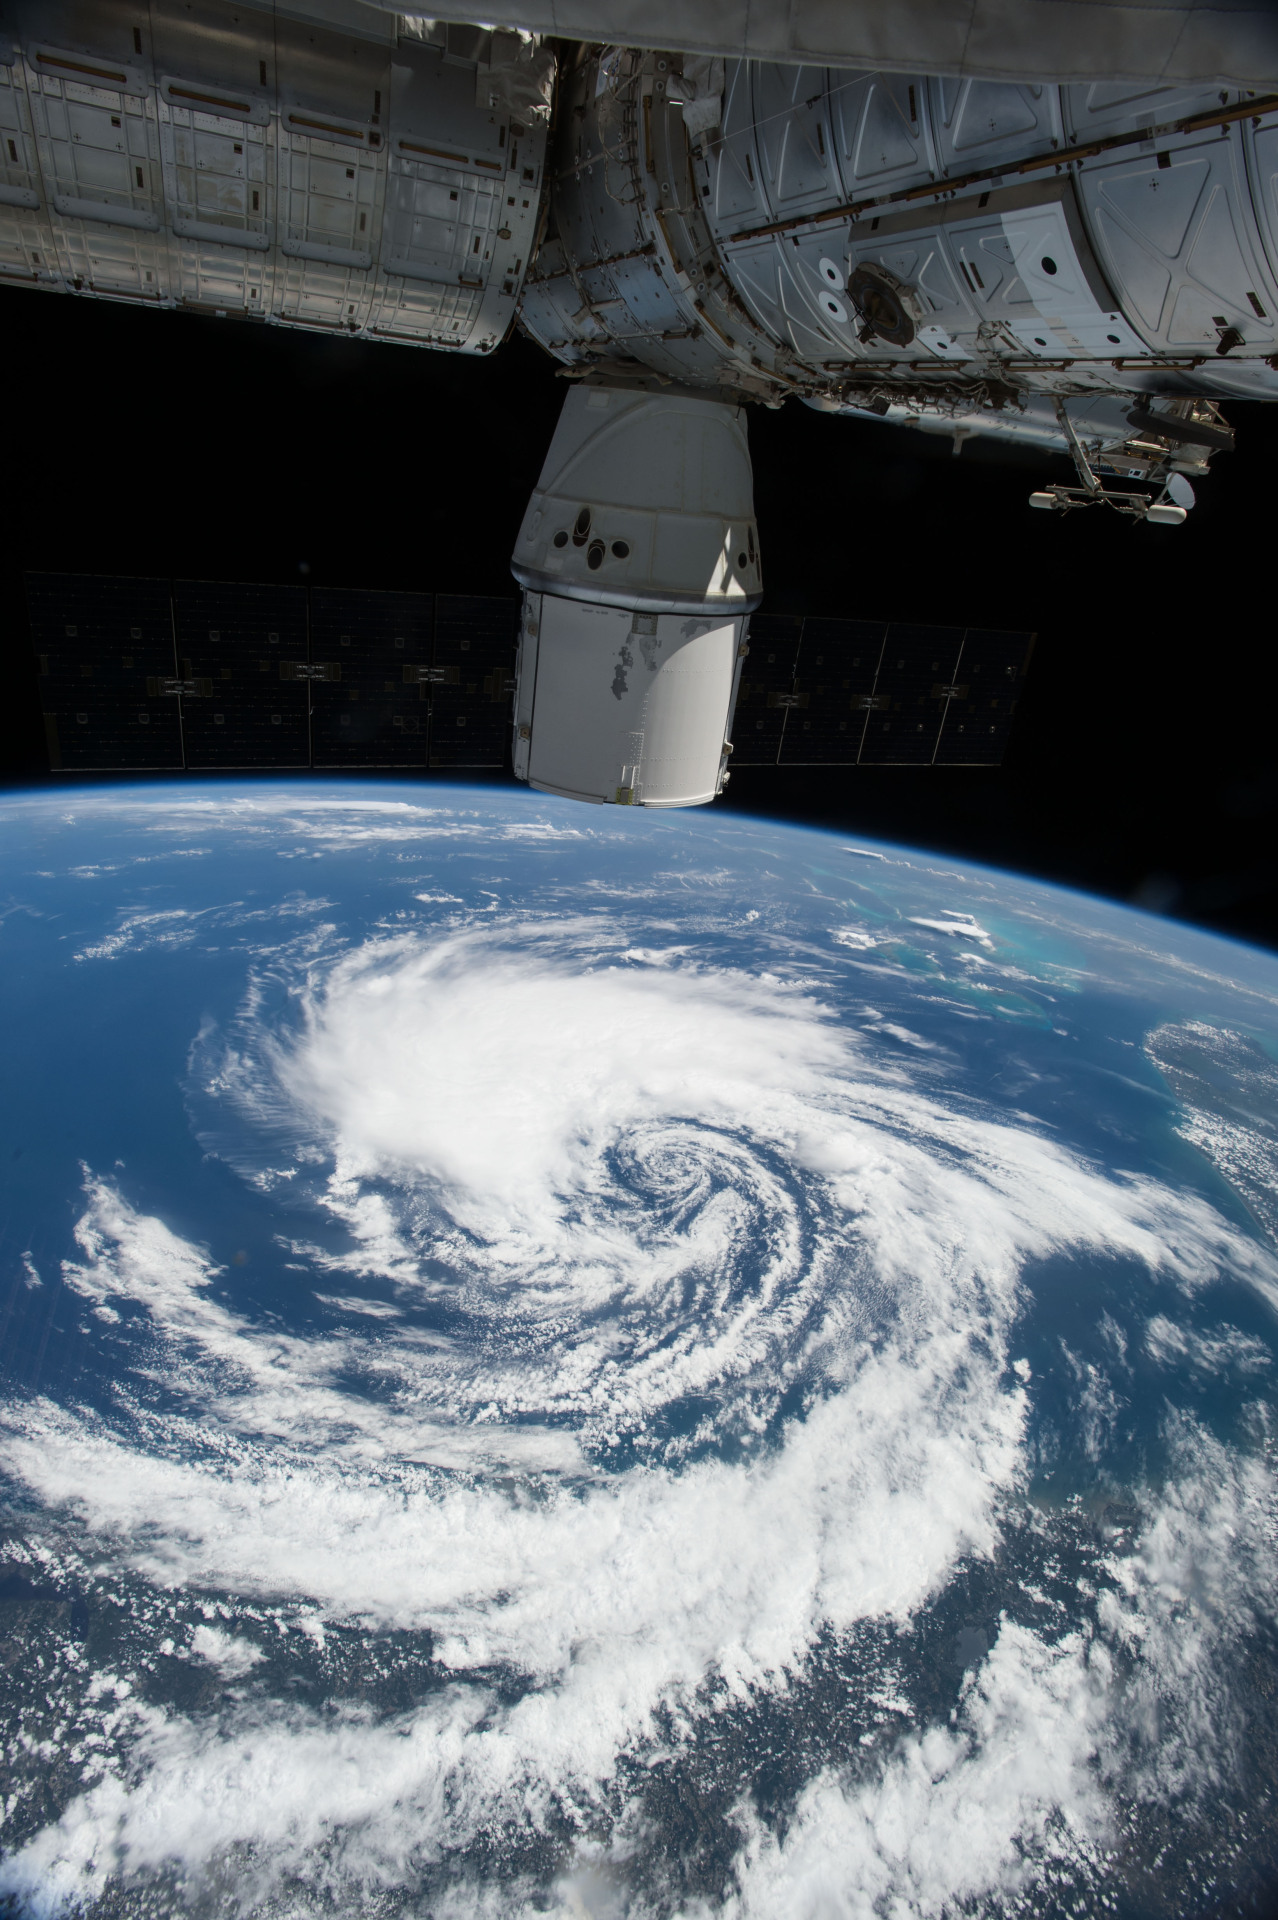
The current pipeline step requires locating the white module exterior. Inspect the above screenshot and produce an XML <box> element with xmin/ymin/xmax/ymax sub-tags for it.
<box><xmin>512</xmin><ymin>595</ymin><xmax>748</xmax><ymax>807</ymax></box>
<box><xmin>510</xmin><ymin>381</ymin><xmax>758</xmax><ymax>806</ymax></box>
<box><xmin>369</xmin><ymin>0</ymin><xmax>1278</xmax><ymax>93</ymax></box>
<box><xmin>0</xmin><ymin>1</ymin><xmax>548</xmax><ymax>350</ymax></box>
<box><xmin>519</xmin><ymin>49</ymin><xmax>1278</xmax><ymax>454</ymax></box>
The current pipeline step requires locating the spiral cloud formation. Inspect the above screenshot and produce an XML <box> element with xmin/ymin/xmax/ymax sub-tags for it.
<box><xmin>2</xmin><ymin>914</ymin><xmax>1275</xmax><ymax>1916</ymax></box>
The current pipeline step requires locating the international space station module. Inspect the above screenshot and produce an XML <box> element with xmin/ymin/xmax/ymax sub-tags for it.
<box><xmin>4</xmin><ymin>0</ymin><xmax>1276</xmax><ymax>804</ymax></box>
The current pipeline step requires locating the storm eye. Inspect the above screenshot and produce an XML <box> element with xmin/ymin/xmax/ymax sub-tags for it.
<box><xmin>553</xmin><ymin>530</ymin><xmax>568</xmax><ymax>548</ymax></box>
<box><xmin>611</xmin><ymin>540</ymin><xmax>630</xmax><ymax>558</ymax></box>
<box><xmin>1040</xmin><ymin>256</ymin><xmax>1058</xmax><ymax>275</ymax></box>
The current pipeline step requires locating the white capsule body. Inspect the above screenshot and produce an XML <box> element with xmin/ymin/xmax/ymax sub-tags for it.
<box><xmin>512</xmin><ymin>596</ymin><xmax>747</xmax><ymax>806</ymax></box>
<box><xmin>510</xmin><ymin>380</ymin><xmax>758</xmax><ymax>806</ymax></box>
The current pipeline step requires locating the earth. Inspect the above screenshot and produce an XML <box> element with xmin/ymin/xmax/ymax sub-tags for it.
<box><xmin>1</xmin><ymin>783</ymin><xmax>1277</xmax><ymax>1920</ymax></box>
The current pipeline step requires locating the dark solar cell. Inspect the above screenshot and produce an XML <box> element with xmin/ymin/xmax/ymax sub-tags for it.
<box><xmin>310</xmin><ymin>587</ymin><xmax>434</xmax><ymax>769</ymax></box>
<box><xmin>174</xmin><ymin>580</ymin><xmax>310</xmax><ymax>768</ymax></box>
<box><xmin>778</xmin><ymin>618</ymin><xmax>885</xmax><ymax>766</ymax></box>
<box><xmin>857</xmin><ymin>624</ymin><xmax>966</xmax><ymax>766</ymax></box>
<box><xmin>730</xmin><ymin>614</ymin><xmax>804</xmax><ymax>765</ymax></box>
<box><xmin>27</xmin><ymin>573</ymin><xmax>183</xmax><ymax>770</ymax></box>
<box><xmin>431</xmin><ymin>595</ymin><xmax>519</xmax><ymax>768</ymax></box>
<box><xmin>41</xmin><ymin>702</ymin><xmax>186</xmax><ymax>772</ymax></box>
<box><xmin>934</xmin><ymin>629</ymin><xmax>1036</xmax><ymax>765</ymax></box>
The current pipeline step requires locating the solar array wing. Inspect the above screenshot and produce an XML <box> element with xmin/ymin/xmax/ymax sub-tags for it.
<box><xmin>310</xmin><ymin>588</ymin><xmax>433</xmax><ymax>769</ymax></box>
<box><xmin>735</xmin><ymin>614</ymin><xmax>1034</xmax><ymax>767</ymax></box>
<box><xmin>431</xmin><ymin>596</ymin><xmax>519</xmax><ymax>768</ymax></box>
<box><xmin>172</xmin><ymin>580</ymin><xmax>310</xmax><ymax>769</ymax></box>
<box><xmin>730</xmin><ymin>615</ymin><xmax>803</xmax><ymax>765</ymax></box>
<box><xmin>27</xmin><ymin>575</ymin><xmax>522</xmax><ymax>776</ymax></box>
<box><xmin>27</xmin><ymin>577</ymin><xmax>1033</xmax><ymax>779</ymax></box>
<box><xmin>28</xmin><ymin>574</ymin><xmax>182</xmax><ymax>771</ymax></box>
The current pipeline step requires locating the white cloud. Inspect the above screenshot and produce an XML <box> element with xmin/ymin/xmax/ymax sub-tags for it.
<box><xmin>1097</xmin><ymin>1417</ymin><xmax>1278</xmax><ymax>1808</ymax></box>
<box><xmin>729</xmin><ymin>1620</ymin><xmax>1109</xmax><ymax>1919</ymax></box>
<box><xmin>73</xmin><ymin>892</ymin><xmax>335</xmax><ymax>962</ymax></box>
<box><xmin>189</xmin><ymin>1623</ymin><xmax>264</xmax><ymax>1677</ymax></box>
<box><xmin>74</xmin><ymin>906</ymin><xmax>207</xmax><ymax>963</ymax></box>
<box><xmin>871</xmin><ymin>1022</ymin><xmax>935</xmax><ymax>1049</ymax></box>
<box><xmin>908</xmin><ymin>914</ymin><xmax>995</xmax><ymax>949</ymax></box>
<box><xmin>1144</xmin><ymin>1313</ymin><xmax>1272</xmax><ymax>1376</ymax></box>
<box><xmin>313</xmin><ymin>1290</ymin><xmax>404</xmax><ymax>1319</ymax></box>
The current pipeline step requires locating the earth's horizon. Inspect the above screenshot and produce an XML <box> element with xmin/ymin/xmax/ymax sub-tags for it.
<box><xmin>1</xmin><ymin>781</ymin><xmax>1276</xmax><ymax>1919</ymax></box>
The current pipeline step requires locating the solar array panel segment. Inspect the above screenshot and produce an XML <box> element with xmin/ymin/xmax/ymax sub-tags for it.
<box><xmin>309</xmin><ymin>587</ymin><xmax>434</xmax><ymax>768</ymax></box>
<box><xmin>933</xmin><ymin>629</ymin><xmax>1035</xmax><ymax>764</ymax></box>
<box><xmin>857</xmin><ymin>624</ymin><xmax>966</xmax><ymax>766</ymax></box>
<box><xmin>733</xmin><ymin>615</ymin><xmax>1030</xmax><ymax>768</ymax></box>
<box><xmin>778</xmin><ymin>618</ymin><xmax>885</xmax><ymax>766</ymax></box>
<box><xmin>27</xmin><ymin>573</ymin><xmax>182</xmax><ymax>771</ymax></box>
<box><xmin>431</xmin><ymin>595</ymin><xmax>519</xmax><ymax>768</ymax></box>
<box><xmin>173</xmin><ymin>580</ymin><xmax>310</xmax><ymax>769</ymax></box>
<box><xmin>730</xmin><ymin>614</ymin><xmax>803</xmax><ymax>765</ymax></box>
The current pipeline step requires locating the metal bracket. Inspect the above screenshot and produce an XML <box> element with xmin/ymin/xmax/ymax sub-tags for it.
<box><xmin>1031</xmin><ymin>402</ymin><xmax>1190</xmax><ymax>523</ymax></box>
<box><xmin>279</xmin><ymin>661</ymin><xmax>341</xmax><ymax>682</ymax></box>
<box><xmin>146</xmin><ymin>675</ymin><xmax>211</xmax><ymax>696</ymax></box>
<box><xmin>403</xmin><ymin>664</ymin><xmax>459</xmax><ymax>685</ymax></box>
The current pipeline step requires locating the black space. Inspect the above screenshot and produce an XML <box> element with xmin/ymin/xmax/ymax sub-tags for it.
<box><xmin>2</xmin><ymin>283</ymin><xmax>1275</xmax><ymax>952</ymax></box>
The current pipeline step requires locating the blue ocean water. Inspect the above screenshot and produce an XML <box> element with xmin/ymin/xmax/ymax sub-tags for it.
<box><xmin>0</xmin><ymin>783</ymin><xmax>1276</xmax><ymax>1918</ymax></box>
